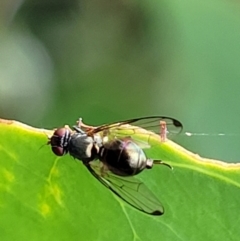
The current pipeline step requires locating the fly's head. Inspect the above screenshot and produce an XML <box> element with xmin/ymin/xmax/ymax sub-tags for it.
<box><xmin>48</xmin><ymin>127</ymin><xmax>72</xmax><ymax>156</ymax></box>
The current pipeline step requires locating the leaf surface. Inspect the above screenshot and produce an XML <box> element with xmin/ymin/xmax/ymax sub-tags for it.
<box><xmin>0</xmin><ymin>119</ymin><xmax>239</xmax><ymax>240</ymax></box>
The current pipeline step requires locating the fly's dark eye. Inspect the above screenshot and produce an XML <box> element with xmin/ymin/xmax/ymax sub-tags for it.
<box><xmin>51</xmin><ymin>146</ymin><xmax>65</xmax><ymax>156</ymax></box>
<box><xmin>49</xmin><ymin>128</ymin><xmax>71</xmax><ymax>156</ymax></box>
<box><xmin>53</xmin><ymin>128</ymin><xmax>68</xmax><ymax>138</ymax></box>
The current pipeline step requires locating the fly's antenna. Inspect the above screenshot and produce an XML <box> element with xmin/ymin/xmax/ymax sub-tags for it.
<box><xmin>36</xmin><ymin>128</ymin><xmax>53</xmax><ymax>152</ymax></box>
<box><xmin>38</xmin><ymin>143</ymin><xmax>47</xmax><ymax>152</ymax></box>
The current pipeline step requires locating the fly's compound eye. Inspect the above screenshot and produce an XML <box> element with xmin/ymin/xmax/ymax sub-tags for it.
<box><xmin>50</xmin><ymin>128</ymin><xmax>71</xmax><ymax>156</ymax></box>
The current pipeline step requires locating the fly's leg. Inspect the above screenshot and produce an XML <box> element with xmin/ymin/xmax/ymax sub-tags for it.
<box><xmin>89</xmin><ymin>160</ymin><xmax>109</xmax><ymax>177</ymax></box>
<box><xmin>78</xmin><ymin>118</ymin><xmax>96</xmax><ymax>130</ymax></box>
<box><xmin>73</xmin><ymin>118</ymin><xmax>96</xmax><ymax>134</ymax></box>
<box><xmin>160</xmin><ymin>121</ymin><xmax>168</xmax><ymax>142</ymax></box>
<box><xmin>100</xmin><ymin>163</ymin><xmax>109</xmax><ymax>177</ymax></box>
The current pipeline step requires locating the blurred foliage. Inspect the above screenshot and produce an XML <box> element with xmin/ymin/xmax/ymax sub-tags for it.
<box><xmin>1</xmin><ymin>0</ymin><xmax>240</xmax><ymax>163</ymax></box>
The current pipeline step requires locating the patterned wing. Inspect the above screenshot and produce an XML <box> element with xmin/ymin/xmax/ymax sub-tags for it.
<box><xmin>88</xmin><ymin>116</ymin><xmax>183</xmax><ymax>149</ymax></box>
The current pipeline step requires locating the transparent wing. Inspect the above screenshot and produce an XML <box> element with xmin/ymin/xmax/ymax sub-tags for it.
<box><xmin>87</xmin><ymin>116</ymin><xmax>183</xmax><ymax>148</ymax></box>
<box><xmin>86</xmin><ymin>160</ymin><xmax>164</xmax><ymax>215</ymax></box>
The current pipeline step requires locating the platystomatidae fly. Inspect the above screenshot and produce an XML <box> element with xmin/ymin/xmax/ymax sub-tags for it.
<box><xmin>48</xmin><ymin>116</ymin><xmax>183</xmax><ymax>215</ymax></box>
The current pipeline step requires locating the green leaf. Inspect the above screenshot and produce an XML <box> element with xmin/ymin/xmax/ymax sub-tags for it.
<box><xmin>0</xmin><ymin>119</ymin><xmax>239</xmax><ymax>240</ymax></box>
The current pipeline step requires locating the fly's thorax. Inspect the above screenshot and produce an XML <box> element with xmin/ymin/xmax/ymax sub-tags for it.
<box><xmin>68</xmin><ymin>133</ymin><xmax>101</xmax><ymax>162</ymax></box>
<box><xmin>99</xmin><ymin>139</ymin><xmax>147</xmax><ymax>176</ymax></box>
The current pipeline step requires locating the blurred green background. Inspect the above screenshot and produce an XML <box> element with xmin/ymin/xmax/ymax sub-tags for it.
<box><xmin>1</xmin><ymin>0</ymin><xmax>240</xmax><ymax>162</ymax></box>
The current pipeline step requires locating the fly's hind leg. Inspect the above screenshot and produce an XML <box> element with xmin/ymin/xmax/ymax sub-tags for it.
<box><xmin>100</xmin><ymin>163</ymin><xmax>109</xmax><ymax>177</ymax></box>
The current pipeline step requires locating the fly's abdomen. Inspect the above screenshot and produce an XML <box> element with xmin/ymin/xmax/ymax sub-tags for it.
<box><xmin>100</xmin><ymin>139</ymin><xmax>147</xmax><ymax>176</ymax></box>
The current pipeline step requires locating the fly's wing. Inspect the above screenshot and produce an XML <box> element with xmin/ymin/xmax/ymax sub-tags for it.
<box><xmin>86</xmin><ymin>160</ymin><xmax>164</xmax><ymax>215</ymax></box>
<box><xmin>88</xmin><ymin>116</ymin><xmax>183</xmax><ymax>149</ymax></box>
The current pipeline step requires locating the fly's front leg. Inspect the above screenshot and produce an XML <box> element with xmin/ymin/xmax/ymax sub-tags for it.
<box><xmin>160</xmin><ymin>121</ymin><xmax>168</xmax><ymax>142</ymax></box>
<box><xmin>74</xmin><ymin>118</ymin><xmax>96</xmax><ymax>134</ymax></box>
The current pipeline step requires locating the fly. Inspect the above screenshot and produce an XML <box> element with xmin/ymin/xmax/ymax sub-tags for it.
<box><xmin>48</xmin><ymin>116</ymin><xmax>183</xmax><ymax>215</ymax></box>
